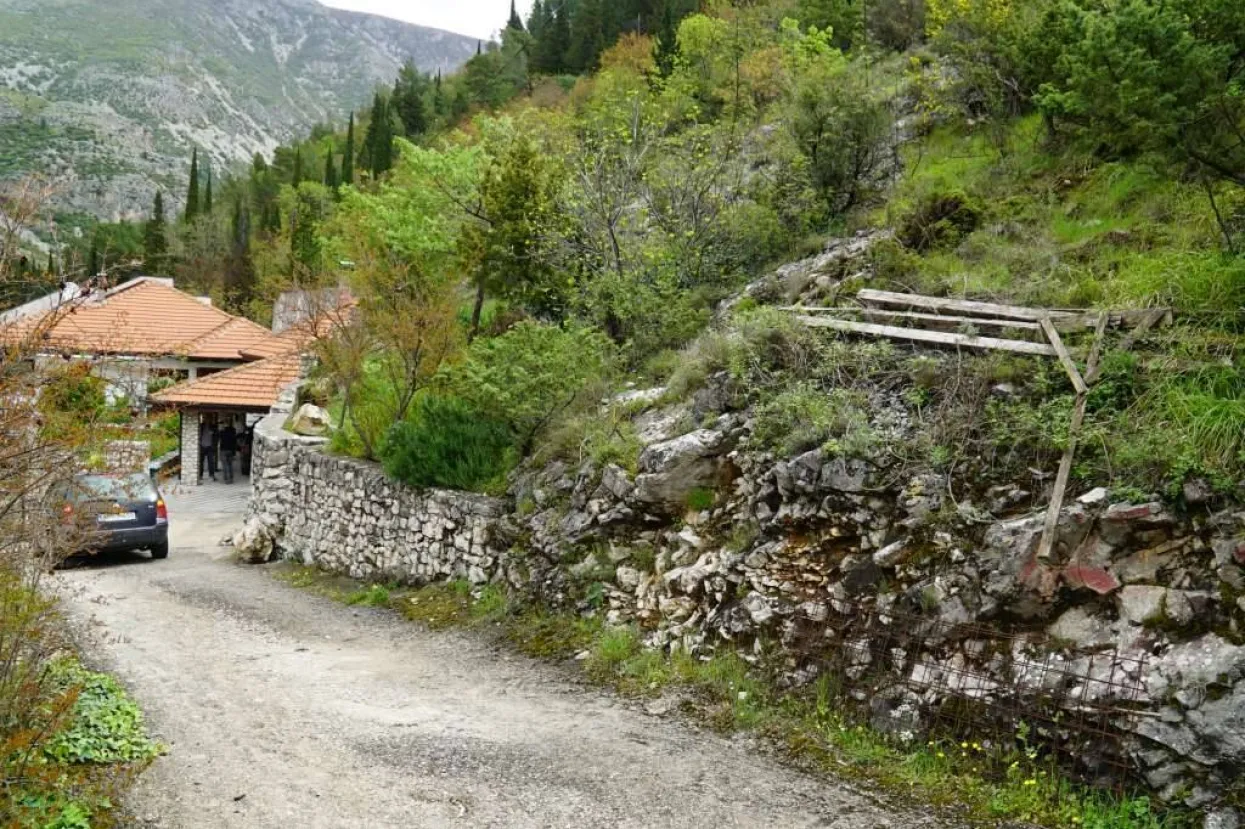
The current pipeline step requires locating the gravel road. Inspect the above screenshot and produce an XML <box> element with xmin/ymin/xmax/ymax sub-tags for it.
<box><xmin>56</xmin><ymin>486</ymin><xmax>945</xmax><ymax>829</ymax></box>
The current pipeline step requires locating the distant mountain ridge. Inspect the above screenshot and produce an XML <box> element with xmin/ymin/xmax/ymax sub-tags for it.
<box><xmin>0</xmin><ymin>0</ymin><xmax>477</xmax><ymax>231</ymax></box>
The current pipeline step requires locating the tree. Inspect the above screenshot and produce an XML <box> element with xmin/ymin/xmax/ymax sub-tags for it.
<box><xmin>143</xmin><ymin>191</ymin><xmax>168</xmax><ymax>274</ymax></box>
<box><xmin>460</xmin><ymin>130</ymin><xmax>565</xmax><ymax>336</ymax></box>
<box><xmin>362</xmin><ymin>92</ymin><xmax>396</xmax><ymax>178</ymax></box>
<box><xmin>392</xmin><ymin>61</ymin><xmax>430</xmax><ymax>138</ymax></box>
<box><xmin>507</xmin><ymin>0</ymin><xmax>525</xmax><ymax>31</ymax></box>
<box><xmin>292</xmin><ymin>148</ymin><xmax>303</xmax><ymax>186</ymax></box>
<box><xmin>342</xmin><ymin>112</ymin><xmax>356</xmax><ymax>187</ymax></box>
<box><xmin>204</xmin><ymin>168</ymin><xmax>213</xmax><ymax>214</ymax></box>
<box><xmin>87</xmin><ymin>238</ymin><xmax>99</xmax><ymax>277</ymax></box>
<box><xmin>184</xmin><ymin>148</ymin><xmax>200</xmax><ymax>223</ymax></box>
<box><xmin>324</xmin><ymin>152</ymin><xmax>338</xmax><ymax>190</ymax></box>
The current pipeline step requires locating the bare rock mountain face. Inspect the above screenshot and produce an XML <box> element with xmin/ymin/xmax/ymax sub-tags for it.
<box><xmin>0</xmin><ymin>0</ymin><xmax>476</xmax><ymax>225</ymax></box>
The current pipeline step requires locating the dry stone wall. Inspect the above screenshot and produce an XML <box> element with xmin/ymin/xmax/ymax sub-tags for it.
<box><xmin>246</xmin><ymin>411</ymin><xmax>505</xmax><ymax>585</ymax></box>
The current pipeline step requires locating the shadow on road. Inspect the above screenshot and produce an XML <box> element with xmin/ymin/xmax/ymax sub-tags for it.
<box><xmin>59</xmin><ymin>550</ymin><xmax>165</xmax><ymax>571</ymax></box>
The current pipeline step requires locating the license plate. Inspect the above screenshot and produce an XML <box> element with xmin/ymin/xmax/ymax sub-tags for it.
<box><xmin>99</xmin><ymin>512</ymin><xmax>137</xmax><ymax>523</ymax></box>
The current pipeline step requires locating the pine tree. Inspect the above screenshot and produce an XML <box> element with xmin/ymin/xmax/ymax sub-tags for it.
<box><xmin>507</xmin><ymin>0</ymin><xmax>525</xmax><ymax>31</ymax></box>
<box><xmin>204</xmin><ymin>168</ymin><xmax>213</xmax><ymax>214</ymax></box>
<box><xmin>362</xmin><ymin>92</ymin><xmax>395</xmax><ymax>178</ymax></box>
<box><xmin>184</xmin><ymin>148</ymin><xmax>200</xmax><ymax>223</ymax></box>
<box><xmin>342</xmin><ymin>112</ymin><xmax>355</xmax><ymax>187</ymax></box>
<box><xmin>393</xmin><ymin>60</ymin><xmax>430</xmax><ymax>137</ymax></box>
<box><xmin>144</xmin><ymin>191</ymin><xmax>168</xmax><ymax>274</ymax></box>
<box><xmin>655</xmin><ymin>1</ymin><xmax>680</xmax><ymax>76</ymax></box>
<box><xmin>292</xmin><ymin>148</ymin><xmax>303</xmax><ymax>186</ymax></box>
<box><xmin>324</xmin><ymin>152</ymin><xmax>338</xmax><ymax>190</ymax></box>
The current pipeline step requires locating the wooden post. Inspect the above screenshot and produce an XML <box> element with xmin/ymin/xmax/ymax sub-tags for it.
<box><xmin>1036</xmin><ymin>314</ymin><xmax>1109</xmax><ymax>562</ymax></box>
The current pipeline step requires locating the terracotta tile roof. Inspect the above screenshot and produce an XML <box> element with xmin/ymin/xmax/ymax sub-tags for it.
<box><xmin>181</xmin><ymin>316</ymin><xmax>280</xmax><ymax>360</ymax></box>
<box><xmin>151</xmin><ymin>353</ymin><xmax>301</xmax><ymax>409</ymax></box>
<box><xmin>12</xmin><ymin>279</ymin><xmax>281</xmax><ymax>360</ymax></box>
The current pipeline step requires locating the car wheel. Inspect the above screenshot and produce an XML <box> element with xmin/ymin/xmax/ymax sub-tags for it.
<box><xmin>151</xmin><ymin>541</ymin><xmax>170</xmax><ymax>560</ymax></box>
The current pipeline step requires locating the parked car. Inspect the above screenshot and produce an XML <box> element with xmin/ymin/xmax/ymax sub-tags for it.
<box><xmin>60</xmin><ymin>473</ymin><xmax>170</xmax><ymax>559</ymax></box>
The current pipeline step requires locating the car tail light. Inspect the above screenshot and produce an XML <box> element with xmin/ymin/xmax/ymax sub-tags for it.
<box><xmin>156</xmin><ymin>498</ymin><xmax>168</xmax><ymax>522</ymax></box>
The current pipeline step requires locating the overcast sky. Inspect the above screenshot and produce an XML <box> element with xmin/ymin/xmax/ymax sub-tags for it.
<box><xmin>320</xmin><ymin>0</ymin><xmax>536</xmax><ymax>40</ymax></box>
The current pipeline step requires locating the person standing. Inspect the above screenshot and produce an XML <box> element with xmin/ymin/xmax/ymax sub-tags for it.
<box><xmin>220</xmin><ymin>422</ymin><xmax>238</xmax><ymax>484</ymax></box>
<box><xmin>198</xmin><ymin>420</ymin><xmax>217</xmax><ymax>482</ymax></box>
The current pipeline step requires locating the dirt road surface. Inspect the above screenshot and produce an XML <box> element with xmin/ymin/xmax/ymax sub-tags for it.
<box><xmin>56</xmin><ymin>483</ymin><xmax>944</xmax><ymax>829</ymax></box>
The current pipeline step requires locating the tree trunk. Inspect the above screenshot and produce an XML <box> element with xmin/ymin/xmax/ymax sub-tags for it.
<box><xmin>469</xmin><ymin>280</ymin><xmax>487</xmax><ymax>342</ymax></box>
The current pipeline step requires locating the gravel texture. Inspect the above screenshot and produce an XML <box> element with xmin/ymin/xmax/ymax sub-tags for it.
<box><xmin>55</xmin><ymin>492</ymin><xmax>945</xmax><ymax>829</ymax></box>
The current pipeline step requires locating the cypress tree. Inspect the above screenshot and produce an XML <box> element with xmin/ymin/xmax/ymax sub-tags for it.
<box><xmin>342</xmin><ymin>112</ymin><xmax>355</xmax><ymax>187</ymax></box>
<box><xmin>204</xmin><ymin>168</ymin><xmax>213</xmax><ymax>214</ymax></box>
<box><xmin>292</xmin><ymin>148</ymin><xmax>303</xmax><ymax>186</ymax></box>
<box><xmin>47</xmin><ymin>250</ymin><xmax>54</xmax><ymax>277</ymax></box>
<box><xmin>88</xmin><ymin>239</ymin><xmax>99</xmax><ymax>278</ymax></box>
<box><xmin>655</xmin><ymin>2</ymin><xmax>679</xmax><ymax>76</ymax></box>
<box><xmin>507</xmin><ymin>0</ymin><xmax>525</xmax><ymax>31</ymax></box>
<box><xmin>362</xmin><ymin>92</ymin><xmax>394</xmax><ymax>178</ymax></box>
<box><xmin>184</xmin><ymin>148</ymin><xmax>200</xmax><ymax>223</ymax></box>
<box><xmin>144</xmin><ymin>191</ymin><xmax>168</xmax><ymax>274</ymax></box>
<box><xmin>324</xmin><ymin>152</ymin><xmax>338</xmax><ymax>189</ymax></box>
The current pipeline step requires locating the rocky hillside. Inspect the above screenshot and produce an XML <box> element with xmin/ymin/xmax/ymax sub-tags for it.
<box><xmin>0</xmin><ymin>0</ymin><xmax>476</xmax><ymax>226</ymax></box>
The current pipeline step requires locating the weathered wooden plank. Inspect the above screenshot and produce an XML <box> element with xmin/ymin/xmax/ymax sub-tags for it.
<box><xmin>1037</xmin><ymin>316</ymin><xmax>1109</xmax><ymax>562</ymax></box>
<box><xmin>780</xmin><ymin>306</ymin><xmax>1044</xmax><ymax>333</ymax></box>
<box><xmin>856</xmin><ymin>289</ymin><xmax>1077</xmax><ymax>322</ymax></box>
<box><xmin>795</xmin><ymin>315</ymin><xmax>1058</xmax><ymax>356</ymax></box>
<box><xmin>1040</xmin><ymin>317</ymin><xmax>1088</xmax><ymax>395</ymax></box>
<box><xmin>1117</xmin><ymin>307</ymin><xmax>1172</xmax><ymax>352</ymax></box>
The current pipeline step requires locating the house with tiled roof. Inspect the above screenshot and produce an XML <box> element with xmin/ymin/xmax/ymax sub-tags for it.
<box><xmin>148</xmin><ymin>288</ymin><xmax>355</xmax><ymax>484</ymax></box>
<box><xmin>8</xmin><ymin>276</ymin><xmax>281</xmax><ymax>404</ymax></box>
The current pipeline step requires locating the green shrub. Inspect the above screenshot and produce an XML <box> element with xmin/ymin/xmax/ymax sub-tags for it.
<box><xmin>752</xmin><ymin>384</ymin><xmax>873</xmax><ymax>457</ymax></box>
<box><xmin>898</xmin><ymin>189</ymin><xmax>983</xmax><ymax>252</ymax></box>
<box><xmin>380</xmin><ymin>396</ymin><xmax>517</xmax><ymax>493</ymax></box>
<box><xmin>443</xmin><ymin>321</ymin><xmax>616</xmax><ymax>453</ymax></box>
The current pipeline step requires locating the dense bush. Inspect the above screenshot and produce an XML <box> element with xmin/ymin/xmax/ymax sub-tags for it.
<box><xmin>444</xmin><ymin>321</ymin><xmax>616</xmax><ymax>452</ymax></box>
<box><xmin>898</xmin><ymin>190</ymin><xmax>983</xmax><ymax>251</ymax></box>
<box><xmin>380</xmin><ymin>396</ymin><xmax>517</xmax><ymax>493</ymax></box>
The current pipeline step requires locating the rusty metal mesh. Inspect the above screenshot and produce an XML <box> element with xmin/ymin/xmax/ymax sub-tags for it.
<box><xmin>787</xmin><ymin>605</ymin><xmax>1150</xmax><ymax>787</ymax></box>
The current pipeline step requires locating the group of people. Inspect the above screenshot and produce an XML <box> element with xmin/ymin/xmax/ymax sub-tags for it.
<box><xmin>198</xmin><ymin>417</ymin><xmax>252</xmax><ymax>484</ymax></box>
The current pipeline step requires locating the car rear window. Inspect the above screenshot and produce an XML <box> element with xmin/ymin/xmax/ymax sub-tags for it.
<box><xmin>77</xmin><ymin>474</ymin><xmax>156</xmax><ymax>501</ymax></box>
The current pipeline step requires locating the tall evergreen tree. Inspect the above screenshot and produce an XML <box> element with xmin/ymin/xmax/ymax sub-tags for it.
<box><xmin>184</xmin><ymin>148</ymin><xmax>200</xmax><ymax>223</ymax></box>
<box><xmin>46</xmin><ymin>250</ymin><xmax>54</xmax><ymax>277</ymax></box>
<box><xmin>433</xmin><ymin>72</ymin><xmax>445</xmax><ymax>117</ymax></box>
<box><xmin>342</xmin><ymin>112</ymin><xmax>355</xmax><ymax>187</ymax></box>
<box><xmin>655</xmin><ymin>2</ymin><xmax>680</xmax><ymax>76</ymax></box>
<box><xmin>393</xmin><ymin>61</ymin><xmax>430</xmax><ymax>138</ymax></box>
<box><xmin>144</xmin><ymin>191</ymin><xmax>168</xmax><ymax>274</ymax></box>
<box><xmin>324</xmin><ymin>152</ymin><xmax>338</xmax><ymax>189</ymax></box>
<box><xmin>507</xmin><ymin>0</ymin><xmax>525</xmax><ymax>31</ymax></box>
<box><xmin>292</xmin><ymin>148</ymin><xmax>303</xmax><ymax>186</ymax></box>
<box><xmin>88</xmin><ymin>239</ymin><xmax>99</xmax><ymax>278</ymax></box>
<box><xmin>362</xmin><ymin>92</ymin><xmax>395</xmax><ymax>178</ymax></box>
<box><xmin>204</xmin><ymin>168</ymin><xmax>213</xmax><ymax>214</ymax></box>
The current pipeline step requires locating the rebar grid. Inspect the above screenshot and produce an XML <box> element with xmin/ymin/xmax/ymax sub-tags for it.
<box><xmin>789</xmin><ymin>605</ymin><xmax>1150</xmax><ymax>787</ymax></box>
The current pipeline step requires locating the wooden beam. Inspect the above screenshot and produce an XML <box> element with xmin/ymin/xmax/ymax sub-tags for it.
<box><xmin>1117</xmin><ymin>307</ymin><xmax>1172</xmax><ymax>353</ymax></box>
<box><xmin>794</xmin><ymin>315</ymin><xmax>1058</xmax><ymax>356</ymax></box>
<box><xmin>856</xmin><ymin>289</ymin><xmax>1076</xmax><ymax>323</ymax></box>
<box><xmin>781</xmin><ymin>306</ymin><xmax>1044</xmax><ymax>335</ymax></box>
<box><xmin>1036</xmin><ymin>317</ymin><xmax>1109</xmax><ymax>562</ymax></box>
<box><xmin>1083</xmin><ymin>312</ymin><xmax>1111</xmax><ymax>386</ymax></box>
<box><xmin>1040</xmin><ymin>317</ymin><xmax>1088</xmax><ymax>395</ymax></box>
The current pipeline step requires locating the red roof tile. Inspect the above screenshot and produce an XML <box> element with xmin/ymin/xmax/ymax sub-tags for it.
<box><xmin>14</xmin><ymin>279</ymin><xmax>280</xmax><ymax>360</ymax></box>
<box><xmin>151</xmin><ymin>353</ymin><xmax>301</xmax><ymax>409</ymax></box>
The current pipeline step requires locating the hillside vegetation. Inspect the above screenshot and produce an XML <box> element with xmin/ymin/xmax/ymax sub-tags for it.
<box><xmin>28</xmin><ymin>0</ymin><xmax>1245</xmax><ymax>500</ymax></box>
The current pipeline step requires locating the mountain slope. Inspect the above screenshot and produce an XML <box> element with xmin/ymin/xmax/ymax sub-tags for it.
<box><xmin>0</xmin><ymin>0</ymin><xmax>477</xmax><ymax>226</ymax></box>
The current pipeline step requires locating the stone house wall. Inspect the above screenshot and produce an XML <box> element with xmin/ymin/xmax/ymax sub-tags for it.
<box><xmin>247</xmin><ymin>411</ymin><xmax>506</xmax><ymax>586</ymax></box>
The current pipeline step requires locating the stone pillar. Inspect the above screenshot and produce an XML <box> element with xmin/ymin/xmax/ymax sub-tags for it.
<box><xmin>181</xmin><ymin>409</ymin><xmax>201</xmax><ymax>484</ymax></box>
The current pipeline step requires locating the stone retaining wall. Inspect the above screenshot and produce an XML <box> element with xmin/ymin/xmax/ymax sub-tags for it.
<box><xmin>247</xmin><ymin>411</ymin><xmax>506</xmax><ymax>586</ymax></box>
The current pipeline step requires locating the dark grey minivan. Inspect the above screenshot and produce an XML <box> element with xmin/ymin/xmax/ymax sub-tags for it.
<box><xmin>61</xmin><ymin>473</ymin><xmax>170</xmax><ymax>559</ymax></box>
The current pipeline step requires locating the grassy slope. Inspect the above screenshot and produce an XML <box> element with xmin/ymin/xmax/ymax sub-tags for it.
<box><xmin>841</xmin><ymin>115</ymin><xmax>1245</xmax><ymax>496</ymax></box>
